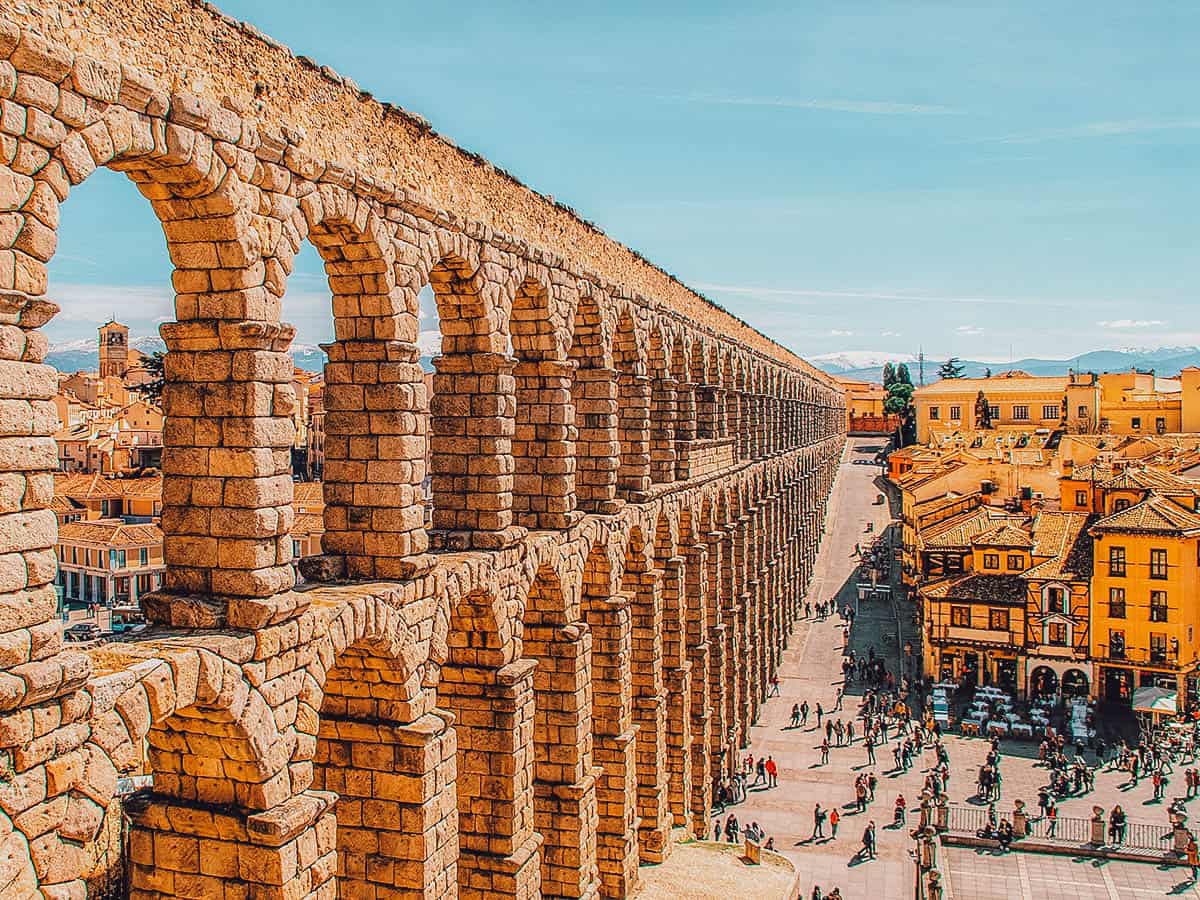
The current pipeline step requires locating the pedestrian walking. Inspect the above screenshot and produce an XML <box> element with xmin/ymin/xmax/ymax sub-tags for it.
<box><xmin>1046</xmin><ymin>803</ymin><xmax>1057</xmax><ymax>838</ymax></box>
<box><xmin>769</xmin><ymin>676</ymin><xmax>781</xmax><ymax>698</ymax></box>
<box><xmin>830</xmin><ymin>808</ymin><xmax>840</xmax><ymax>839</ymax></box>
<box><xmin>1187</xmin><ymin>833</ymin><xmax>1199</xmax><ymax>882</ymax></box>
<box><xmin>862</xmin><ymin>820</ymin><xmax>877</xmax><ymax>859</ymax></box>
<box><xmin>834</xmin><ymin>687</ymin><xmax>844</xmax><ymax>711</ymax></box>
<box><xmin>766</xmin><ymin>756</ymin><xmax>778</xmax><ymax>788</ymax></box>
<box><xmin>813</xmin><ymin>803</ymin><xmax>826</xmax><ymax>839</ymax></box>
<box><xmin>820</xmin><ymin>739</ymin><xmax>830</xmax><ymax>765</ymax></box>
<box><xmin>791</xmin><ymin>703</ymin><xmax>801</xmax><ymax>728</ymax></box>
<box><xmin>816</xmin><ymin>703</ymin><xmax>824</xmax><ymax>727</ymax></box>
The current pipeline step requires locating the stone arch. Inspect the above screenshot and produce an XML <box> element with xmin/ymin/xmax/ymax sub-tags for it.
<box><xmin>647</xmin><ymin>322</ymin><xmax>677</xmax><ymax>485</ymax></box>
<box><xmin>570</xmin><ymin>289</ymin><xmax>618</xmax><ymax>514</ymax></box>
<box><xmin>426</xmin><ymin>245</ymin><xmax>521</xmax><ymax>547</ymax></box>
<box><xmin>511</xmin><ymin>274</ymin><xmax>577</xmax><ymax>529</ymax></box>
<box><xmin>614</xmin><ymin>306</ymin><xmax>650</xmax><ymax>500</ymax></box>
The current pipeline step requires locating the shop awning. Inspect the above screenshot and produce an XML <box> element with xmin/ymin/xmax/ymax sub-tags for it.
<box><xmin>1132</xmin><ymin>685</ymin><xmax>1178</xmax><ymax>715</ymax></box>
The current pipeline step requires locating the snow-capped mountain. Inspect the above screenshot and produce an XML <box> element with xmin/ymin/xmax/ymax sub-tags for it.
<box><xmin>808</xmin><ymin>350</ymin><xmax>919</xmax><ymax>374</ymax></box>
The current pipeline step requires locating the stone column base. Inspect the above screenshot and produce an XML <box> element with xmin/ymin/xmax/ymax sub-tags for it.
<box><xmin>459</xmin><ymin>832</ymin><xmax>543</xmax><ymax>900</ymax></box>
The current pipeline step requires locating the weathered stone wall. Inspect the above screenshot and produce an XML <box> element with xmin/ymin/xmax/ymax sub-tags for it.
<box><xmin>0</xmin><ymin>5</ymin><xmax>846</xmax><ymax>899</ymax></box>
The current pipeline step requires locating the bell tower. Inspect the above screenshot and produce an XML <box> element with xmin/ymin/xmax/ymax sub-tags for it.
<box><xmin>98</xmin><ymin>320</ymin><xmax>129</xmax><ymax>379</ymax></box>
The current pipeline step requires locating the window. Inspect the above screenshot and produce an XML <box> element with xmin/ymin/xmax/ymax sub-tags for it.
<box><xmin>1077</xmin><ymin>405</ymin><xmax>1087</xmax><ymax>417</ymax></box>
<box><xmin>1131</xmin><ymin>417</ymin><xmax>1141</xmax><ymax>430</ymax></box>
<box><xmin>1157</xmin><ymin>417</ymin><xmax>1166</xmax><ymax>432</ymax></box>
<box><xmin>1047</xmin><ymin>622</ymin><xmax>1068</xmax><ymax>646</ymax></box>
<box><xmin>1046</xmin><ymin>586</ymin><xmax>1067</xmax><ymax>614</ymax></box>
<box><xmin>1075</xmin><ymin>490</ymin><xmax>1088</xmax><ymax>506</ymax></box>
<box><xmin>1012</xmin><ymin>405</ymin><xmax>1030</xmax><ymax>421</ymax></box>
<box><xmin>989</xmin><ymin>609</ymin><xmax>1010</xmax><ymax>631</ymax></box>
<box><xmin>139</xmin><ymin>547</ymin><xmax>148</xmax><ymax>566</ymax></box>
<box><xmin>117</xmin><ymin>550</ymin><xmax>126</xmax><ymax>569</ymax></box>
<box><xmin>1007</xmin><ymin>554</ymin><xmax>1024</xmax><ymax>571</ymax></box>
<box><xmin>988</xmin><ymin>405</ymin><xmax>1000</xmax><ymax>420</ymax></box>
<box><xmin>949</xmin><ymin>405</ymin><xmax>961</xmax><ymax>420</ymax></box>
<box><xmin>137</xmin><ymin>573</ymin><xmax>151</xmax><ymax>593</ymax></box>
<box><xmin>293</xmin><ymin>540</ymin><xmax>302</xmax><ymax>560</ymax></box>
<box><xmin>1109</xmin><ymin>629</ymin><xmax>1126</xmax><ymax>659</ymax></box>
<box><xmin>1114</xmin><ymin>498</ymin><xmax>1130</xmax><ymax>512</ymax></box>
<box><xmin>983</xmin><ymin>553</ymin><xmax>1000</xmax><ymax>570</ymax></box>
<box><xmin>1150</xmin><ymin>548</ymin><xmax>1168</xmax><ymax>580</ymax></box>
<box><xmin>1042</xmin><ymin>404</ymin><xmax>1059</xmax><ymax>420</ymax></box>
<box><xmin>70</xmin><ymin>546</ymin><xmax>77</xmax><ymax>564</ymax></box>
<box><xmin>929</xmin><ymin>406</ymin><xmax>940</xmax><ymax>420</ymax></box>
<box><xmin>950</xmin><ymin>606</ymin><xmax>970</xmax><ymax>627</ymax></box>
<box><xmin>1150</xmin><ymin>590</ymin><xmax>1168</xmax><ymax>622</ymax></box>
<box><xmin>1108</xmin><ymin>545</ymin><xmax>1126</xmax><ymax>577</ymax></box>
<box><xmin>1108</xmin><ymin>587</ymin><xmax>1126</xmax><ymax>618</ymax></box>
<box><xmin>1150</xmin><ymin>633</ymin><xmax>1168</xmax><ymax>664</ymax></box>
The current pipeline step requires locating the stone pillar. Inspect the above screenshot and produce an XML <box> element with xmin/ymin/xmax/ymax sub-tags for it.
<box><xmin>660</xmin><ymin>557</ymin><xmax>692</xmax><ymax>833</ymax></box>
<box><xmin>319</xmin><ymin>337</ymin><xmax>430</xmax><ymax>580</ymax></box>
<box><xmin>674</xmin><ymin>381</ymin><xmax>697</xmax><ymax>480</ymax></box>
<box><xmin>431</xmin><ymin>351</ymin><xmax>524</xmax><ymax>551</ymax></box>
<box><xmin>704</xmin><ymin>532</ymin><xmax>730</xmax><ymax>779</ymax></box>
<box><xmin>650</xmin><ymin>376</ymin><xmax>677</xmax><ymax>485</ymax></box>
<box><xmin>684</xmin><ymin>544</ymin><xmax>713</xmax><ymax>836</ymax></box>
<box><xmin>725</xmin><ymin>390</ymin><xmax>741</xmax><ymax>454</ymax></box>
<box><xmin>573</xmin><ymin>366</ymin><xmax>621</xmax><ymax>515</ymax></box>
<box><xmin>157</xmin><ymin>320</ymin><xmax>296</xmax><ymax>613</ymax></box>
<box><xmin>438</xmin><ymin>660</ymin><xmax>542</xmax><ymax>900</ymax></box>
<box><xmin>586</xmin><ymin>595</ymin><xmax>639</xmax><ymax>897</ymax></box>
<box><xmin>513</xmin><ymin>359</ymin><xmax>579</xmax><ymax>530</ymax></box>
<box><xmin>524</xmin><ymin>621</ymin><xmax>600</xmax><ymax>900</ymax></box>
<box><xmin>314</xmin><ymin>711</ymin><xmax>458</xmax><ymax>898</ymax></box>
<box><xmin>627</xmin><ymin>568</ymin><xmax>670</xmax><ymax>863</ymax></box>
<box><xmin>127</xmin><ymin>790</ymin><xmax>337</xmax><ymax>900</ymax></box>
<box><xmin>617</xmin><ymin>373</ymin><xmax>652</xmax><ymax>501</ymax></box>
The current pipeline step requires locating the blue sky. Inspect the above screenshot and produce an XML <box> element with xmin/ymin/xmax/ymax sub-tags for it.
<box><xmin>46</xmin><ymin>1</ymin><xmax>1199</xmax><ymax>362</ymax></box>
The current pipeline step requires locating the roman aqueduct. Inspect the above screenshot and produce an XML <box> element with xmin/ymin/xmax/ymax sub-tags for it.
<box><xmin>0</xmin><ymin>2</ymin><xmax>846</xmax><ymax>897</ymax></box>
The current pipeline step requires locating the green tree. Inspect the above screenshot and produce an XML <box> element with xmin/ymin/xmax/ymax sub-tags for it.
<box><xmin>131</xmin><ymin>351</ymin><xmax>165</xmax><ymax>405</ymax></box>
<box><xmin>884</xmin><ymin>382</ymin><xmax>913</xmax><ymax>414</ymax></box>
<box><xmin>882</xmin><ymin>362</ymin><xmax>896</xmax><ymax>388</ymax></box>
<box><xmin>896</xmin><ymin>363</ymin><xmax>913</xmax><ymax>385</ymax></box>
<box><xmin>937</xmin><ymin>357</ymin><xmax>965</xmax><ymax>379</ymax></box>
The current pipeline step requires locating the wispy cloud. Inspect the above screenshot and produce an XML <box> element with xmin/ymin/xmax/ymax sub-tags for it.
<box><xmin>881</xmin><ymin>330</ymin><xmax>902</xmax><ymax>337</ymax></box>
<box><xmin>829</xmin><ymin>329</ymin><xmax>854</xmax><ymax>336</ymax></box>
<box><xmin>665</xmin><ymin>92</ymin><xmax>962</xmax><ymax>116</ymax></box>
<box><xmin>693</xmin><ymin>282</ymin><xmax>1110</xmax><ymax>310</ymax></box>
<box><xmin>956</xmin><ymin>325</ymin><xmax>984</xmax><ymax>336</ymax></box>
<box><xmin>1098</xmin><ymin>318</ymin><xmax>1165</xmax><ymax>329</ymax></box>
<box><xmin>974</xmin><ymin>118</ymin><xmax>1200</xmax><ymax>145</ymax></box>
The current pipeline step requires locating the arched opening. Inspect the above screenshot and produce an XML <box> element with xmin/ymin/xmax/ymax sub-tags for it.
<box><xmin>521</xmin><ymin>564</ymin><xmax>600</xmax><ymax>898</ymax></box>
<box><xmin>511</xmin><ymin>278</ymin><xmax>576</xmax><ymax>530</ymax></box>
<box><xmin>569</xmin><ymin>294</ymin><xmax>618</xmax><ymax>515</ymax></box>
<box><xmin>425</xmin><ymin>253</ymin><xmax>520</xmax><ymax>551</ymax></box>
<box><xmin>648</xmin><ymin>328</ymin><xmax>676</xmax><ymax>485</ymax></box>
<box><xmin>1062</xmin><ymin>668</ymin><xmax>1090</xmax><ymax>697</ymax></box>
<box><xmin>671</xmin><ymin>335</ymin><xmax>696</xmax><ymax>480</ymax></box>
<box><xmin>614</xmin><ymin>309</ymin><xmax>650</xmax><ymax>502</ymax></box>
<box><xmin>1030</xmin><ymin>665</ymin><xmax>1059</xmax><ymax>699</ymax></box>
<box><xmin>654</xmin><ymin>512</ymin><xmax>692</xmax><ymax>835</ymax></box>
<box><xmin>438</xmin><ymin>588</ymin><xmax>540</xmax><ymax>899</ymax></box>
<box><xmin>581</xmin><ymin>542</ymin><xmax>639</xmax><ymax>895</ymax></box>
<box><xmin>678</xmin><ymin>505</ymin><xmax>714</xmax><ymax>835</ymax></box>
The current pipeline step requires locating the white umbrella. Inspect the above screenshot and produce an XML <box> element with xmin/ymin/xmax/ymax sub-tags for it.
<box><xmin>1132</xmin><ymin>685</ymin><xmax>1178</xmax><ymax>715</ymax></box>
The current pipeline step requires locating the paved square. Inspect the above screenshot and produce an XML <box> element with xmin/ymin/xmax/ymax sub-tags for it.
<box><xmin>732</xmin><ymin>438</ymin><xmax>1200</xmax><ymax>899</ymax></box>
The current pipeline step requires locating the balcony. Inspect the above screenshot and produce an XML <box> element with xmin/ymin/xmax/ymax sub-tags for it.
<box><xmin>931</xmin><ymin>624</ymin><xmax>1018</xmax><ymax>648</ymax></box>
<box><xmin>1095</xmin><ymin>643</ymin><xmax>1192</xmax><ymax>670</ymax></box>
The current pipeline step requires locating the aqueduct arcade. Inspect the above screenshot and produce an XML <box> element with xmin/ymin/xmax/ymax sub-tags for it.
<box><xmin>0</xmin><ymin>3</ymin><xmax>846</xmax><ymax>898</ymax></box>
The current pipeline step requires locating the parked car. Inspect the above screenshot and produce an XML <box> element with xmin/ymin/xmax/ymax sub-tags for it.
<box><xmin>64</xmin><ymin>623</ymin><xmax>101</xmax><ymax>643</ymax></box>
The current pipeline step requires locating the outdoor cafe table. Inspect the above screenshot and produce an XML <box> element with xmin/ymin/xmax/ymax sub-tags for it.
<box><xmin>988</xmin><ymin>722</ymin><xmax>1010</xmax><ymax>737</ymax></box>
<box><xmin>1011</xmin><ymin>723</ymin><xmax>1034</xmax><ymax>739</ymax></box>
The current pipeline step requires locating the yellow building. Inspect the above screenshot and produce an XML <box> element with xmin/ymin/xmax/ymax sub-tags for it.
<box><xmin>913</xmin><ymin>371</ymin><xmax>1101</xmax><ymax>444</ymax></box>
<box><xmin>914</xmin><ymin>369</ymin><xmax>1191</xmax><ymax>446</ymax></box>
<box><xmin>1089</xmin><ymin>492</ymin><xmax>1200</xmax><ymax>709</ymax></box>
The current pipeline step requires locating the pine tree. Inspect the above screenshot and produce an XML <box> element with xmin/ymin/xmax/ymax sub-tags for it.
<box><xmin>937</xmin><ymin>357</ymin><xmax>965</xmax><ymax>379</ymax></box>
<box><xmin>882</xmin><ymin>362</ymin><xmax>896</xmax><ymax>388</ymax></box>
<box><xmin>896</xmin><ymin>363</ymin><xmax>913</xmax><ymax>386</ymax></box>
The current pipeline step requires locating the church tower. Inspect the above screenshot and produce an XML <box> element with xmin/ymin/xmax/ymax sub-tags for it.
<box><xmin>98</xmin><ymin>320</ymin><xmax>129</xmax><ymax>379</ymax></box>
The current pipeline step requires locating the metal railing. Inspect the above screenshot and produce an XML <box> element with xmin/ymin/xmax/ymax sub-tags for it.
<box><xmin>945</xmin><ymin>804</ymin><xmax>988</xmax><ymax>835</ymax></box>
<box><xmin>1026</xmin><ymin>813</ymin><xmax>1091</xmax><ymax>844</ymax></box>
<box><xmin>1122</xmin><ymin>819</ymin><xmax>1174</xmax><ymax>850</ymax></box>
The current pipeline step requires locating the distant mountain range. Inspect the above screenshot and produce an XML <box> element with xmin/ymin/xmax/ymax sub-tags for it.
<box><xmin>810</xmin><ymin>347</ymin><xmax>1200</xmax><ymax>384</ymax></box>
<box><xmin>45</xmin><ymin>337</ymin><xmax>436</xmax><ymax>374</ymax></box>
